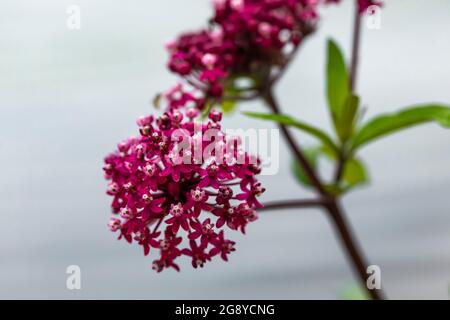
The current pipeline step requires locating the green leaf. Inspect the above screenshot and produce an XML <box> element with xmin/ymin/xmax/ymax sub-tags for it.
<box><xmin>343</xmin><ymin>158</ymin><xmax>368</xmax><ymax>187</ymax></box>
<box><xmin>324</xmin><ymin>183</ymin><xmax>346</xmax><ymax>196</ymax></box>
<box><xmin>320</xmin><ymin>144</ymin><xmax>336</xmax><ymax>159</ymax></box>
<box><xmin>351</xmin><ymin>104</ymin><xmax>450</xmax><ymax>150</ymax></box>
<box><xmin>320</xmin><ymin>144</ymin><xmax>368</xmax><ymax>192</ymax></box>
<box><xmin>221</xmin><ymin>100</ymin><xmax>237</xmax><ymax>114</ymax></box>
<box><xmin>337</xmin><ymin>94</ymin><xmax>360</xmax><ymax>142</ymax></box>
<box><xmin>243</xmin><ymin>111</ymin><xmax>339</xmax><ymax>154</ymax></box>
<box><xmin>326</xmin><ymin>39</ymin><xmax>350</xmax><ymax>124</ymax></box>
<box><xmin>153</xmin><ymin>93</ymin><xmax>162</xmax><ymax>109</ymax></box>
<box><xmin>291</xmin><ymin>147</ymin><xmax>320</xmax><ymax>188</ymax></box>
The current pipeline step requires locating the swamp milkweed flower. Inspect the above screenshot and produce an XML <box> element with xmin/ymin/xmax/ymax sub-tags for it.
<box><xmin>103</xmin><ymin>108</ymin><xmax>265</xmax><ymax>271</ymax></box>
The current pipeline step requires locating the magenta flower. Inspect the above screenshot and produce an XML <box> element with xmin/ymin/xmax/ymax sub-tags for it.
<box><xmin>103</xmin><ymin>108</ymin><xmax>264</xmax><ymax>272</ymax></box>
<box><xmin>236</xmin><ymin>182</ymin><xmax>266</xmax><ymax>209</ymax></box>
<box><xmin>188</xmin><ymin>218</ymin><xmax>216</xmax><ymax>247</ymax></box>
<box><xmin>209</xmin><ymin>230</ymin><xmax>236</xmax><ymax>261</ymax></box>
<box><xmin>212</xmin><ymin>204</ymin><xmax>241</xmax><ymax>231</ymax></box>
<box><xmin>134</xmin><ymin>228</ymin><xmax>160</xmax><ymax>256</ymax></box>
<box><xmin>151</xmin><ymin>229</ymin><xmax>183</xmax><ymax>272</ymax></box>
<box><xmin>181</xmin><ymin>240</ymin><xmax>211</xmax><ymax>269</ymax></box>
<box><xmin>108</xmin><ymin>218</ymin><xmax>121</xmax><ymax>232</ymax></box>
<box><xmin>165</xmin><ymin>203</ymin><xmax>191</xmax><ymax>233</ymax></box>
<box><xmin>184</xmin><ymin>187</ymin><xmax>212</xmax><ymax>218</ymax></box>
<box><xmin>198</xmin><ymin>163</ymin><xmax>233</xmax><ymax>189</ymax></box>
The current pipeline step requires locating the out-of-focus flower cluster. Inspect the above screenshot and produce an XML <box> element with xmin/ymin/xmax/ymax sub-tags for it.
<box><xmin>165</xmin><ymin>0</ymin><xmax>381</xmax><ymax>109</ymax></box>
<box><xmin>104</xmin><ymin>109</ymin><xmax>264</xmax><ymax>272</ymax></box>
<box><xmin>167</xmin><ymin>0</ymin><xmax>338</xmax><ymax>102</ymax></box>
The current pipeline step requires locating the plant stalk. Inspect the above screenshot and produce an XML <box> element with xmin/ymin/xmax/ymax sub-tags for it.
<box><xmin>349</xmin><ymin>1</ymin><xmax>362</xmax><ymax>92</ymax></box>
<box><xmin>333</xmin><ymin>151</ymin><xmax>347</xmax><ymax>184</ymax></box>
<box><xmin>263</xmin><ymin>91</ymin><xmax>327</xmax><ymax>196</ymax></box>
<box><xmin>326</xmin><ymin>200</ymin><xmax>384</xmax><ymax>300</ymax></box>
<box><xmin>334</xmin><ymin>1</ymin><xmax>363</xmax><ymax>184</ymax></box>
<box><xmin>263</xmin><ymin>89</ymin><xmax>385</xmax><ymax>300</ymax></box>
<box><xmin>260</xmin><ymin>199</ymin><xmax>328</xmax><ymax>212</ymax></box>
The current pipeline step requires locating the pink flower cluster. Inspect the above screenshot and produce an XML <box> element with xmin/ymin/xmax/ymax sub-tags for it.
<box><xmin>166</xmin><ymin>0</ymin><xmax>381</xmax><ymax>106</ymax></box>
<box><xmin>103</xmin><ymin>109</ymin><xmax>264</xmax><ymax>271</ymax></box>
<box><xmin>167</xmin><ymin>0</ymin><xmax>338</xmax><ymax>101</ymax></box>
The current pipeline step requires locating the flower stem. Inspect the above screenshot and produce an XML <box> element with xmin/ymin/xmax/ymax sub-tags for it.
<box><xmin>334</xmin><ymin>1</ymin><xmax>362</xmax><ymax>184</ymax></box>
<box><xmin>325</xmin><ymin>200</ymin><xmax>384</xmax><ymax>300</ymax></box>
<box><xmin>263</xmin><ymin>89</ymin><xmax>385</xmax><ymax>300</ymax></box>
<box><xmin>263</xmin><ymin>91</ymin><xmax>327</xmax><ymax>196</ymax></box>
<box><xmin>260</xmin><ymin>199</ymin><xmax>328</xmax><ymax>212</ymax></box>
<box><xmin>349</xmin><ymin>0</ymin><xmax>362</xmax><ymax>92</ymax></box>
<box><xmin>333</xmin><ymin>151</ymin><xmax>347</xmax><ymax>184</ymax></box>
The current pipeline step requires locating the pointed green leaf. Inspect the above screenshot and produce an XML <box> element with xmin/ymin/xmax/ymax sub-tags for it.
<box><xmin>352</xmin><ymin>104</ymin><xmax>450</xmax><ymax>150</ymax></box>
<box><xmin>343</xmin><ymin>158</ymin><xmax>368</xmax><ymax>187</ymax></box>
<box><xmin>320</xmin><ymin>145</ymin><xmax>368</xmax><ymax>192</ymax></box>
<box><xmin>337</xmin><ymin>94</ymin><xmax>360</xmax><ymax>142</ymax></box>
<box><xmin>324</xmin><ymin>183</ymin><xmax>346</xmax><ymax>196</ymax></box>
<box><xmin>243</xmin><ymin>111</ymin><xmax>339</xmax><ymax>154</ymax></box>
<box><xmin>326</xmin><ymin>39</ymin><xmax>350</xmax><ymax>122</ymax></box>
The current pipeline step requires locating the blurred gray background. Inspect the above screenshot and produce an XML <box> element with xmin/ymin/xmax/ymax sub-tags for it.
<box><xmin>1</xmin><ymin>0</ymin><xmax>449</xmax><ymax>299</ymax></box>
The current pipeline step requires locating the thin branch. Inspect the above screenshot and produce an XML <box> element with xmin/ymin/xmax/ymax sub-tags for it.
<box><xmin>152</xmin><ymin>217</ymin><xmax>164</xmax><ymax>233</ymax></box>
<box><xmin>222</xmin><ymin>91</ymin><xmax>260</xmax><ymax>102</ymax></box>
<box><xmin>268</xmin><ymin>44</ymin><xmax>301</xmax><ymax>87</ymax></box>
<box><xmin>259</xmin><ymin>199</ymin><xmax>328</xmax><ymax>212</ymax></box>
<box><xmin>269</xmin><ymin>21</ymin><xmax>316</xmax><ymax>87</ymax></box>
<box><xmin>252</xmin><ymin>4</ymin><xmax>385</xmax><ymax>299</ymax></box>
<box><xmin>263</xmin><ymin>91</ymin><xmax>327</xmax><ymax>195</ymax></box>
<box><xmin>263</xmin><ymin>87</ymin><xmax>385</xmax><ymax>300</ymax></box>
<box><xmin>349</xmin><ymin>1</ymin><xmax>362</xmax><ymax>91</ymax></box>
<box><xmin>325</xmin><ymin>200</ymin><xmax>385</xmax><ymax>300</ymax></box>
<box><xmin>333</xmin><ymin>152</ymin><xmax>347</xmax><ymax>184</ymax></box>
<box><xmin>334</xmin><ymin>1</ymin><xmax>362</xmax><ymax>184</ymax></box>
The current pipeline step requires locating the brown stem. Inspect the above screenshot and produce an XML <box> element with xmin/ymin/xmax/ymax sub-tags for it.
<box><xmin>223</xmin><ymin>91</ymin><xmax>260</xmax><ymax>102</ymax></box>
<box><xmin>263</xmin><ymin>91</ymin><xmax>327</xmax><ymax>196</ymax></box>
<box><xmin>260</xmin><ymin>199</ymin><xmax>328</xmax><ymax>212</ymax></box>
<box><xmin>329</xmin><ymin>7</ymin><xmax>384</xmax><ymax>298</ymax></box>
<box><xmin>325</xmin><ymin>200</ymin><xmax>385</xmax><ymax>300</ymax></box>
<box><xmin>152</xmin><ymin>217</ymin><xmax>164</xmax><ymax>233</ymax></box>
<box><xmin>349</xmin><ymin>1</ymin><xmax>362</xmax><ymax>92</ymax></box>
<box><xmin>264</xmin><ymin>89</ymin><xmax>385</xmax><ymax>300</ymax></box>
<box><xmin>268</xmin><ymin>44</ymin><xmax>301</xmax><ymax>87</ymax></box>
<box><xmin>333</xmin><ymin>151</ymin><xmax>347</xmax><ymax>184</ymax></box>
<box><xmin>334</xmin><ymin>1</ymin><xmax>362</xmax><ymax>184</ymax></box>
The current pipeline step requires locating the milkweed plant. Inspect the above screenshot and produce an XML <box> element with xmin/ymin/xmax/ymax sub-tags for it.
<box><xmin>103</xmin><ymin>0</ymin><xmax>450</xmax><ymax>299</ymax></box>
